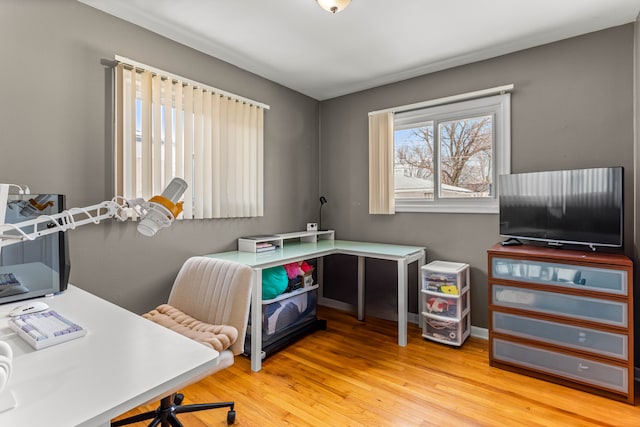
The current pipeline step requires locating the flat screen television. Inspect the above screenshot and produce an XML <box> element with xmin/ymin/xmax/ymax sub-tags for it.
<box><xmin>498</xmin><ymin>167</ymin><xmax>623</xmax><ymax>250</ymax></box>
<box><xmin>0</xmin><ymin>194</ymin><xmax>70</xmax><ymax>304</ymax></box>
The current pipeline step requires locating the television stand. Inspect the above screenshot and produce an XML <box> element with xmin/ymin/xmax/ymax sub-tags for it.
<box><xmin>488</xmin><ymin>243</ymin><xmax>634</xmax><ymax>404</ymax></box>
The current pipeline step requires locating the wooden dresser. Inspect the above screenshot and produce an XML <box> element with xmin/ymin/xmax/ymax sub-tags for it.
<box><xmin>487</xmin><ymin>243</ymin><xmax>634</xmax><ymax>404</ymax></box>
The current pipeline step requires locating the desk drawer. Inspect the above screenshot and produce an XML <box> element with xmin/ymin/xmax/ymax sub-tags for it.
<box><xmin>492</xmin><ymin>312</ymin><xmax>628</xmax><ymax>360</ymax></box>
<box><xmin>492</xmin><ymin>339</ymin><xmax>628</xmax><ymax>393</ymax></box>
<box><xmin>492</xmin><ymin>284</ymin><xmax>627</xmax><ymax>327</ymax></box>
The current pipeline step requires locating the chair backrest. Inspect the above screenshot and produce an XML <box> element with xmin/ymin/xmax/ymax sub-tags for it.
<box><xmin>168</xmin><ymin>256</ymin><xmax>253</xmax><ymax>355</ymax></box>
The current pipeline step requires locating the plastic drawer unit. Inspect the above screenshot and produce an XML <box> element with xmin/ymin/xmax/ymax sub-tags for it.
<box><xmin>420</xmin><ymin>261</ymin><xmax>470</xmax><ymax>346</ymax></box>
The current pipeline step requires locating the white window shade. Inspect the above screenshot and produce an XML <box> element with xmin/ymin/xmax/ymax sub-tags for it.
<box><xmin>114</xmin><ymin>58</ymin><xmax>268</xmax><ymax>219</ymax></box>
<box><xmin>368</xmin><ymin>112</ymin><xmax>395</xmax><ymax>214</ymax></box>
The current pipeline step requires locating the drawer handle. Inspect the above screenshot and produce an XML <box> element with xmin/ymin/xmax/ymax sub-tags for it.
<box><xmin>578</xmin><ymin>363</ymin><xmax>590</xmax><ymax>371</ymax></box>
<box><xmin>578</xmin><ymin>331</ymin><xmax>587</xmax><ymax>343</ymax></box>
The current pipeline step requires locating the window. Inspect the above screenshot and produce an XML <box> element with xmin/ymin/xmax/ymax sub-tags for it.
<box><xmin>114</xmin><ymin>57</ymin><xmax>269</xmax><ymax>219</ymax></box>
<box><xmin>393</xmin><ymin>94</ymin><xmax>510</xmax><ymax>213</ymax></box>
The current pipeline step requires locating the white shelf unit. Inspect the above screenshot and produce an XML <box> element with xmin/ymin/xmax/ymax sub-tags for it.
<box><xmin>238</xmin><ymin>235</ymin><xmax>283</xmax><ymax>253</ymax></box>
<box><xmin>420</xmin><ymin>261</ymin><xmax>470</xmax><ymax>346</ymax></box>
<box><xmin>277</xmin><ymin>230</ymin><xmax>335</xmax><ymax>243</ymax></box>
<box><xmin>238</xmin><ymin>230</ymin><xmax>335</xmax><ymax>253</ymax></box>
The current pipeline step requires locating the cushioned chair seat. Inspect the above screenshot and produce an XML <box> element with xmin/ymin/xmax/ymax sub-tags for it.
<box><xmin>143</xmin><ymin>304</ymin><xmax>237</xmax><ymax>352</ymax></box>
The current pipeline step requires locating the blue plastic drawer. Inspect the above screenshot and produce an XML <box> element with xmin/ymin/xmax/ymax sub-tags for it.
<box><xmin>492</xmin><ymin>311</ymin><xmax>627</xmax><ymax>360</ymax></box>
<box><xmin>492</xmin><ymin>257</ymin><xmax>627</xmax><ymax>295</ymax></box>
<box><xmin>493</xmin><ymin>339</ymin><xmax>628</xmax><ymax>393</ymax></box>
<box><xmin>492</xmin><ymin>284</ymin><xmax>627</xmax><ymax>327</ymax></box>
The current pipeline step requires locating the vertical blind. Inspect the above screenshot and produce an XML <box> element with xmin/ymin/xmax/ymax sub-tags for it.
<box><xmin>368</xmin><ymin>112</ymin><xmax>395</xmax><ymax>214</ymax></box>
<box><xmin>114</xmin><ymin>58</ymin><xmax>268</xmax><ymax>219</ymax></box>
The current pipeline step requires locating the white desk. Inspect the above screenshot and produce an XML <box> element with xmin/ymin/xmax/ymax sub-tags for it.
<box><xmin>0</xmin><ymin>285</ymin><xmax>219</xmax><ymax>427</ymax></box>
<box><xmin>204</xmin><ymin>239</ymin><xmax>425</xmax><ymax>372</ymax></box>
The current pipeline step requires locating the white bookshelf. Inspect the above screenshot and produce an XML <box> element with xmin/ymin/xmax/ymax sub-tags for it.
<box><xmin>237</xmin><ymin>235</ymin><xmax>283</xmax><ymax>253</ymax></box>
<box><xmin>238</xmin><ymin>230</ymin><xmax>335</xmax><ymax>253</ymax></box>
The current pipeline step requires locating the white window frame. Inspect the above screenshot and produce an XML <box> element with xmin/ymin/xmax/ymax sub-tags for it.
<box><xmin>394</xmin><ymin>94</ymin><xmax>511</xmax><ymax>214</ymax></box>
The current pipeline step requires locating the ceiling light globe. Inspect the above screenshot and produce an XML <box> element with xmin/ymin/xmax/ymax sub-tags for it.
<box><xmin>316</xmin><ymin>0</ymin><xmax>351</xmax><ymax>14</ymax></box>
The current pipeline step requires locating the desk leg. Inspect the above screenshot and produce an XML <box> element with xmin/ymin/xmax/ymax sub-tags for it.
<box><xmin>317</xmin><ymin>257</ymin><xmax>324</xmax><ymax>300</ymax></box>
<box><xmin>397</xmin><ymin>258</ymin><xmax>408</xmax><ymax>346</ymax></box>
<box><xmin>251</xmin><ymin>268</ymin><xmax>263</xmax><ymax>372</ymax></box>
<box><xmin>357</xmin><ymin>256</ymin><xmax>365</xmax><ymax>321</ymax></box>
<box><xmin>417</xmin><ymin>252</ymin><xmax>426</xmax><ymax>329</ymax></box>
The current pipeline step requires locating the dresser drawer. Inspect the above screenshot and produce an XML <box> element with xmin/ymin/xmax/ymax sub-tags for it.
<box><xmin>491</xmin><ymin>257</ymin><xmax>627</xmax><ymax>296</ymax></box>
<box><xmin>492</xmin><ymin>284</ymin><xmax>627</xmax><ymax>327</ymax></box>
<box><xmin>492</xmin><ymin>339</ymin><xmax>628</xmax><ymax>393</ymax></box>
<box><xmin>492</xmin><ymin>312</ymin><xmax>628</xmax><ymax>360</ymax></box>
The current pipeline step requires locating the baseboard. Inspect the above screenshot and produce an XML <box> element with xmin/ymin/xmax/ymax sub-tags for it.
<box><xmin>471</xmin><ymin>326</ymin><xmax>488</xmax><ymax>340</ymax></box>
<box><xmin>318</xmin><ymin>297</ymin><xmax>353</xmax><ymax>313</ymax></box>
<box><xmin>408</xmin><ymin>312</ymin><xmax>419</xmax><ymax>325</ymax></box>
<box><xmin>319</xmin><ymin>297</ymin><xmax>419</xmax><ymax>324</ymax></box>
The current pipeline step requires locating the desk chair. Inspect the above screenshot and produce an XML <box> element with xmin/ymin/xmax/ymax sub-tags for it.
<box><xmin>112</xmin><ymin>256</ymin><xmax>252</xmax><ymax>427</ymax></box>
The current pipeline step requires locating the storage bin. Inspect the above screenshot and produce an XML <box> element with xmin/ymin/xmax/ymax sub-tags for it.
<box><xmin>421</xmin><ymin>312</ymin><xmax>470</xmax><ymax>346</ymax></box>
<box><xmin>422</xmin><ymin>261</ymin><xmax>469</xmax><ymax>295</ymax></box>
<box><xmin>246</xmin><ymin>285</ymin><xmax>318</xmax><ymax>350</ymax></box>
<box><xmin>422</xmin><ymin>289</ymin><xmax>469</xmax><ymax>318</ymax></box>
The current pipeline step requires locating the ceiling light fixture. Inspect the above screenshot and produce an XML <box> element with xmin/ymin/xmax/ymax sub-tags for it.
<box><xmin>316</xmin><ymin>0</ymin><xmax>351</xmax><ymax>14</ymax></box>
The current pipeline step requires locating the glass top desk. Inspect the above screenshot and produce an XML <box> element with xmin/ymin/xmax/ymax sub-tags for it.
<box><xmin>0</xmin><ymin>285</ymin><xmax>220</xmax><ymax>427</ymax></box>
<box><xmin>204</xmin><ymin>239</ymin><xmax>426</xmax><ymax>372</ymax></box>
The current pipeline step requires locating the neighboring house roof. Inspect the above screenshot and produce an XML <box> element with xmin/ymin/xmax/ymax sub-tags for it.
<box><xmin>394</xmin><ymin>170</ymin><xmax>473</xmax><ymax>194</ymax></box>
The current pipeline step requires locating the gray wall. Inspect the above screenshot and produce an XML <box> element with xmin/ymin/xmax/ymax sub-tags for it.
<box><xmin>0</xmin><ymin>1</ymin><xmax>635</xmax><ymax>331</ymax></box>
<box><xmin>0</xmin><ymin>0</ymin><xmax>319</xmax><ymax>313</ymax></box>
<box><xmin>318</xmin><ymin>24</ymin><xmax>635</xmax><ymax>328</ymax></box>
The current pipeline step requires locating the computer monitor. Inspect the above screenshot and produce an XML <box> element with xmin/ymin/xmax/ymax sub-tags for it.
<box><xmin>0</xmin><ymin>194</ymin><xmax>70</xmax><ymax>304</ymax></box>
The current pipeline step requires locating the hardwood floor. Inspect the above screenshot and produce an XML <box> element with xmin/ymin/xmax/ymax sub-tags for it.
<box><xmin>114</xmin><ymin>306</ymin><xmax>640</xmax><ymax>426</ymax></box>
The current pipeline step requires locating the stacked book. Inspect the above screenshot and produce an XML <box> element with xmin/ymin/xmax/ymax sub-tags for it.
<box><xmin>255</xmin><ymin>242</ymin><xmax>277</xmax><ymax>253</ymax></box>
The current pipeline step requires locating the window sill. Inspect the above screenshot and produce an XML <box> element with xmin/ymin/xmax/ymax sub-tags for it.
<box><xmin>394</xmin><ymin>200</ymin><xmax>499</xmax><ymax>214</ymax></box>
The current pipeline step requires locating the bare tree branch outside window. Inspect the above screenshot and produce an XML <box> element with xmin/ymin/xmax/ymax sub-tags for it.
<box><xmin>395</xmin><ymin>115</ymin><xmax>493</xmax><ymax>199</ymax></box>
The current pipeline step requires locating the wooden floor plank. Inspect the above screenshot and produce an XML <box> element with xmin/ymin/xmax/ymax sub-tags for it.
<box><xmin>113</xmin><ymin>306</ymin><xmax>640</xmax><ymax>426</ymax></box>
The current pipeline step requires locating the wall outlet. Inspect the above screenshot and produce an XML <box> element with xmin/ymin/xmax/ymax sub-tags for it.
<box><xmin>307</xmin><ymin>223</ymin><xmax>318</xmax><ymax>231</ymax></box>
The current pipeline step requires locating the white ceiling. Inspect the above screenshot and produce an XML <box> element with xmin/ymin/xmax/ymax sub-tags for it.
<box><xmin>79</xmin><ymin>0</ymin><xmax>640</xmax><ymax>100</ymax></box>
